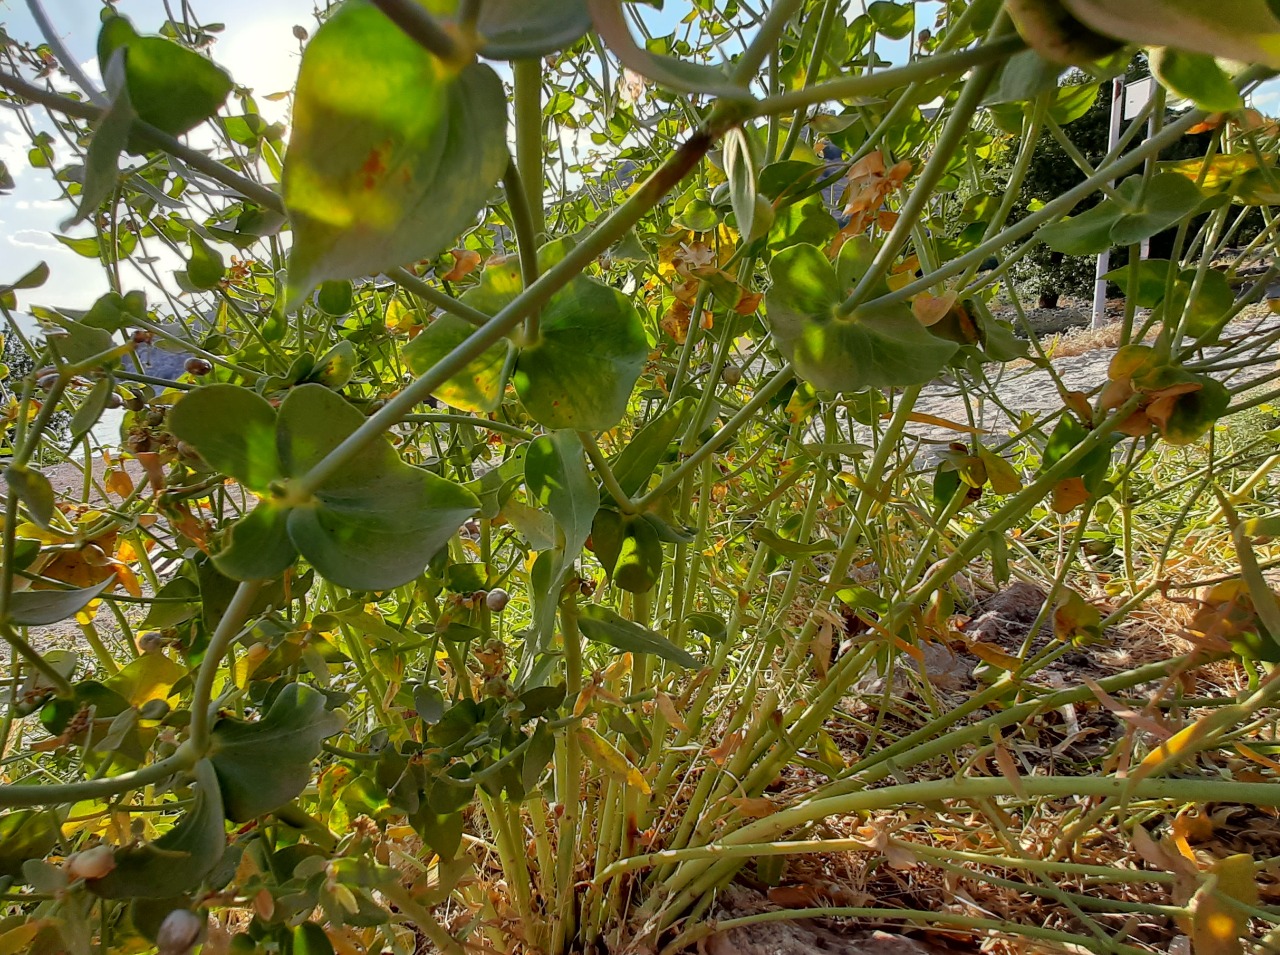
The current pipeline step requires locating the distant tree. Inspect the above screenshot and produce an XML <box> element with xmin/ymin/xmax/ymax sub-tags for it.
<box><xmin>1009</xmin><ymin>55</ymin><xmax>1220</xmax><ymax>308</ymax></box>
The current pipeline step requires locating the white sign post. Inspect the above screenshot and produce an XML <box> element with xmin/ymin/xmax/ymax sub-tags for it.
<box><xmin>1092</xmin><ymin>77</ymin><xmax>1126</xmax><ymax>329</ymax></box>
<box><xmin>1094</xmin><ymin>76</ymin><xmax>1157</xmax><ymax>329</ymax></box>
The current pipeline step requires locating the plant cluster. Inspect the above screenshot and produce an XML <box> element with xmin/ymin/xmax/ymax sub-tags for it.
<box><xmin>0</xmin><ymin>1</ymin><xmax>1279</xmax><ymax>954</ymax></box>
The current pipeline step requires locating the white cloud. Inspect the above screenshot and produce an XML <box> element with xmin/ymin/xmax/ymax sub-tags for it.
<box><xmin>0</xmin><ymin>111</ymin><xmax>32</xmax><ymax>174</ymax></box>
<box><xmin>8</xmin><ymin>230</ymin><xmax>61</xmax><ymax>250</ymax></box>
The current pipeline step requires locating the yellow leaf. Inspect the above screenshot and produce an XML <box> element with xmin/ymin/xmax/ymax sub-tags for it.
<box><xmin>1053</xmin><ymin>589</ymin><xmax>1102</xmax><ymax>645</ymax></box>
<box><xmin>0</xmin><ymin>921</ymin><xmax>51</xmax><ymax>955</ymax></box>
<box><xmin>886</xmin><ymin>269</ymin><xmax>915</xmax><ymax>292</ymax></box>
<box><xmin>968</xmin><ymin>640</ymin><xmax>1021</xmax><ymax>670</ymax></box>
<box><xmin>441</xmin><ymin>248</ymin><xmax>481</xmax><ymax>281</ymax></box>
<box><xmin>911</xmin><ymin>291</ymin><xmax>957</xmax><ymax>327</ymax></box>
<box><xmin>816</xmin><ymin>729</ymin><xmax>845</xmax><ymax>772</ymax></box>
<box><xmin>990</xmin><ymin>726</ymin><xmax>1027</xmax><ymax>799</ymax></box>
<box><xmin>1135</xmin><ymin>717</ymin><xmax>1213</xmax><ymax>781</ymax></box>
<box><xmin>654</xmin><ymin>691</ymin><xmax>687</xmax><ymax>731</ymax></box>
<box><xmin>1052</xmin><ymin>476</ymin><xmax>1089</xmax><ymax>513</ymax></box>
<box><xmin>1191</xmin><ymin>854</ymin><xmax>1257</xmax><ymax>955</ymax></box>
<box><xmin>722</xmin><ymin>796</ymin><xmax>777</xmax><ymax>818</ymax></box>
<box><xmin>577</xmin><ymin>726</ymin><xmax>650</xmax><ymax>794</ymax></box>
<box><xmin>898</xmin><ymin>411</ymin><xmax>988</xmax><ymax>434</ymax></box>
<box><xmin>977</xmin><ymin>446</ymin><xmax>1022</xmax><ymax>495</ymax></box>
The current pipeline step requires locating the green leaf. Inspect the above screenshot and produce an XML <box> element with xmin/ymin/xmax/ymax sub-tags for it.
<box><xmin>97</xmin><ymin>15</ymin><xmax>233</xmax><ymax>140</ymax></box>
<box><xmin>588</xmin><ymin>0</ymin><xmax>748</xmax><ymax>98</ymax></box>
<box><xmin>723</xmin><ymin>127</ymin><xmax>757</xmax><ymax>241</ymax></box>
<box><xmin>1062</xmin><ymin>0</ymin><xmax>1280</xmax><ymax>68</ymax></box>
<box><xmin>0</xmin><ymin>261</ymin><xmax>50</xmax><ymax>310</ymax></box>
<box><xmin>686</xmin><ymin>609</ymin><xmax>727</xmax><ymax>640</ymax></box>
<box><xmin>752</xmin><ymin>527</ymin><xmax>837</xmax><ymax>557</ymax></box>
<box><xmin>278</xmin><ymin>387</ymin><xmax>480</xmax><ymax>590</ymax></box>
<box><xmin>1041</xmin><ymin>416</ymin><xmax>1111</xmax><ymax>491</ymax></box>
<box><xmin>1040</xmin><ymin>174</ymin><xmax>1205</xmax><ymax>254</ymax></box>
<box><xmin>423</xmin><ymin>0</ymin><xmax>591</xmax><ymax>57</ymax></box>
<box><xmin>293</xmin><ymin>923</ymin><xmax>336</xmax><ymax>955</ymax></box>
<box><xmin>685</xmin><ymin>611</ymin><xmax>728</xmax><ymax>641</ymax></box>
<box><xmin>1161</xmin><ymin>375</ymin><xmax>1230</xmax><ymax>445</ymax></box>
<box><xmin>168</xmin><ymin>385</ymin><xmax>282</xmax><ymax>493</ymax></box>
<box><xmin>41</xmin><ymin>314</ymin><xmax>118</xmax><ymax>366</ymax></box>
<box><xmin>1050</xmin><ymin>81</ymin><xmax>1100</xmax><ymax>125</ymax></box>
<box><xmin>56</xmin><ymin>234</ymin><xmax>102</xmax><ymax>257</ymax></box>
<box><xmin>1038</xmin><ymin>200</ymin><xmax>1125</xmax><ymax>255</ymax></box>
<box><xmin>1104</xmin><ymin>258</ymin><xmax>1176</xmax><ymax>307</ymax></box>
<box><xmin>173</xmin><ymin>384</ymin><xmax>477</xmax><ymax>590</ymax></box>
<box><xmin>591</xmin><ymin>510</ymin><xmax>663</xmax><ymax>593</ymax></box>
<box><xmin>82</xmin><ymin>290</ymin><xmax>147</xmax><ymax>331</ymax></box>
<box><xmin>209</xmin><ymin>683</ymin><xmax>346</xmax><ymax>822</ymax></box>
<box><xmin>577</xmin><ymin>604</ymin><xmax>698</xmax><ymax>667</ymax></box>
<box><xmin>9</xmin><ymin>580</ymin><xmax>112</xmax><ymax>626</ymax></box>
<box><xmin>765</xmin><ymin>244</ymin><xmax>957</xmax><ymax>392</ymax></box>
<box><xmin>523</xmin><ymin>432</ymin><xmax>598</xmax><ymax>662</ymax></box>
<box><xmin>213</xmin><ymin>503</ymin><xmax>298</xmax><ymax>581</ymax></box>
<box><xmin>87</xmin><ymin>759</ymin><xmax>227</xmax><ymax>899</ymax></box>
<box><xmin>867</xmin><ymin>1</ymin><xmax>914</xmax><ymax>39</ymax></box>
<box><xmin>309</xmin><ymin>341</ymin><xmax>358</xmax><ymax>390</ymax></box>
<box><xmin>140</xmin><ymin>577</ymin><xmax>199</xmax><ymax>630</ymax></box>
<box><xmin>1157</xmin><ymin>268</ymin><xmax>1235</xmax><ymax>342</ymax></box>
<box><xmin>5</xmin><ymin>466</ymin><xmax>54</xmax><ymax>529</ymax></box>
<box><xmin>404</xmin><ymin>314</ymin><xmax>511</xmax><ymax>413</ymax></box>
<box><xmin>70</xmin><ymin>376</ymin><xmax>117</xmax><ymax>443</ymax></box>
<box><xmin>0</xmin><ymin>811</ymin><xmax>59</xmax><ymax>881</ymax></box>
<box><xmin>672</xmin><ymin>197</ymin><xmax>719</xmax><ymax>232</ymax></box>
<box><xmin>186</xmin><ymin>233</ymin><xmax>225</xmax><ymax>290</ymax></box>
<box><xmin>513</xmin><ymin>276</ymin><xmax>648</xmax><ymax>431</ymax></box>
<box><xmin>64</xmin><ymin>51</ymin><xmax>134</xmax><ymax>230</ymax></box>
<box><xmin>283</xmin><ymin>2</ymin><xmax>508</xmax><ymax>307</ymax></box>
<box><xmin>1109</xmin><ymin>174</ymin><xmax>1205</xmax><ymax>246</ymax></box>
<box><xmin>504</xmin><ymin>499</ymin><xmax>557</xmax><ymax>551</ymax></box>
<box><xmin>526</xmin><ymin>431</ymin><xmax>598</xmax><ymax>557</ymax></box>
<box><xmin>1153</xmin><ymin>49</ymin><xmax>1242</xmax><ymax>112</ymax></box>
<box><xmin>984</xmin><ymin>49</ymin><xmax>1064</xmax><ymax>105</ymax></box>
<box><xmin>611</xmin><ymin>397</ymin><xmax>695</xmax><ymax>498</ymax></box>
<box><xmin>103</xmin><ymin>651</ymin><xmax>185</xmax><ymax>708</ymax></box>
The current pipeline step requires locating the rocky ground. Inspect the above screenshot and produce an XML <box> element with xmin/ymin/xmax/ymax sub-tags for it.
<box><xmin>903</xmin><ymin>301</ymin><xmax>1280</xmax><ymax>449</ymax></box>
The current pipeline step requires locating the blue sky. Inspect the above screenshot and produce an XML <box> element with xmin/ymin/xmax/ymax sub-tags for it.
<box><xmin>1</xmin><ymin>0</ymin><xmax>317</xmax><ymax>309</ymax></box>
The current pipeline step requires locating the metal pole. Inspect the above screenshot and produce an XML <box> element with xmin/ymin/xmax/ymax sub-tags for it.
<box><xmin>1093</xmin><ymin>75</ymin><xmax>1124</xmax><ymax>329</ymax></box>
<box><xmin>1140</xmin><ymin>110</ymin><xmax>1156</xmax><ymax>260</ymax></box>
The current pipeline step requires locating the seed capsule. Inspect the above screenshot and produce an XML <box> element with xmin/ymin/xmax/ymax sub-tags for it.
<box><xmin>66</xmin><ymin>844</ymin><xmax>116</xmax><ymax>880</ymax></box>
<box><xmin>184</xmin><ymin>358</ymin><xmax>212</xmax><ymax>377</ymax></box>
<box><xmin>486</xmin><ymin>588</ymin><xmax>510</xmax><ymax>612</ymax></box>
<box><xmin>156</xmin><ymin>909</ymin><xmax>204</xmax><ymax>955</ymax></box>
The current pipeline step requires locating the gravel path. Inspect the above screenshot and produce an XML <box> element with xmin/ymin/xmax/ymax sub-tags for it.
<box><xmin>901</xmin><ymin>306</ymin><xmax>1280</xmax><ymax>449</ymax></box>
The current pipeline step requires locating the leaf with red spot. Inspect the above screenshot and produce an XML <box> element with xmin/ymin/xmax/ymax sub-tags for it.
<box><xmin>283</xmin><ymin>2</ymin><xmax>508</xmax><ymax>308</ymax></box>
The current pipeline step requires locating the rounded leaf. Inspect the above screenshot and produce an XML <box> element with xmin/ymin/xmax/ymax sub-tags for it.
<box><xmin>283</xmin><ymin>3</ymin><xmax>508</xmax><ymax>307</ymax></box>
